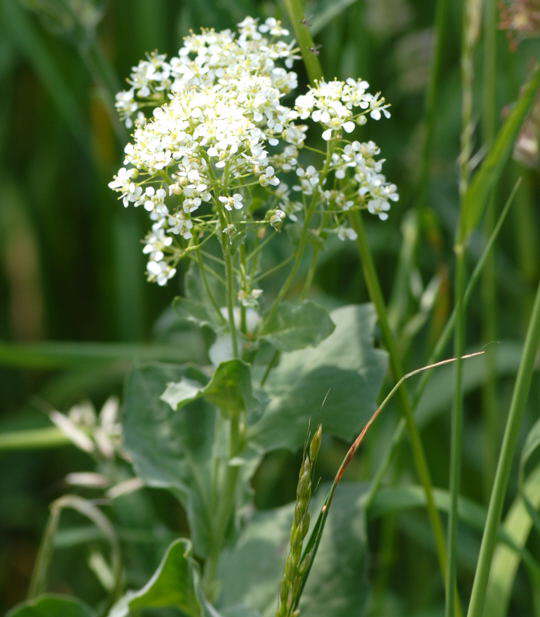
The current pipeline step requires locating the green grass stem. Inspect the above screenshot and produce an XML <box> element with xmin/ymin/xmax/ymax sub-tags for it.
<box><xmin>349</xmin><ymin>210</ymin><xmax>450</xmax><ymax>589</ymax></box>
<box><xmin>466</xmin><ymin>280</ymin><xmax>540</xmax><ymax>617</ymax></box>
<box><xmin>481</xmin><ymin>0</ymin><xmax>499</xmax><ymax>489</ymax></box>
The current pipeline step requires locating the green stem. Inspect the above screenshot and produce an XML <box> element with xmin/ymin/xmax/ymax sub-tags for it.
<box><xmin>79</xmin><ymin>39</ymin><xmax>127</xmax><ymax>143</ymax></box>
<box><xmin>28</xmin><ymin>501</ymin><xmax>62</xmax><ymax>598</ymax></box>
<box><xmin>365</xmin><ymin>181</ymin><xmax>520</xmax><ymax>502</ymax></box>
<box><xmin>466</xmin><ymin>280</ymin><xmax>540</xmax><ymax>617</ymax></box>
<box><xmin>281</xmin><ymin>0</ymin><xmax>323</xmax><ymax>84</ymax></box>
<box><xmin>417</xmin><ymin>0</ymin><xmax>452</xmax><ymax>206</ymax></box>
<box><xmin>447</xmin><ymin>0</ymin><xmax>481</xmax><ymax>612</ymax></box>
<box><xmin>220</xmin><ymin>220</ymin><xmax>239</xmax><ymax>358</ymax></box>
<box><xmin>348</xmin><ymin>210</ymin><xmax>449</xmax><ymax>587</ymax></box>
<box><xmin>481</xmin><ymin>0</ymin><xmax>499</xmax><ymax>492</ymax></box>
<box><xmin>195</xmin><ymin>250</ymin><xmax>227</xmax><ymax>326</ymax></box>
<box><xmin>302</xmin><ymin>245</ymin><xmax>321</xmax><ymax>297</ymax></box>
<box><xmin>204</xmin><ymin>409</ymin><xmax>243</xmax><ymax>599</ymax></box>
<box><xmin>446</xmin><ymin>243</ymin><xmax>466</xmax><ymax>617</ymax></box>
<box><xmin>29</xmin><ymin>495</ymin><xmax>122</xmax><ymax>613</ymax></box>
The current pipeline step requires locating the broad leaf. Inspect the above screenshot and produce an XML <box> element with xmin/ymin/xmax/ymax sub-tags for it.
<box><xmin>162</xmin><ymin>360</ymin><xmax>257</xmax><ymax>419</ymax></box>
<box><xmin>123</xmin><ymin>364</ymin><xmax>217</xmax><ymax>556</ymax></box>
<box><xmin>217</xmin><ymin>483</ymin><xmax>368</xmax><ymax>617</ymax></box>
<box><xmin>7</xmin><ymin>595</ymin><xmax>94</xmax><ymax>617</ymax></box>
<box><xmin>108</xmin><ymin>539</ymin><xmax>204</xmax><ymax>617</ymax></box>
<box><xmin>261</xmin><ymin>300</ymin><xmax>335</xmax><ymax>352</ymax></box>
<box><xmin>250</xmin><ymin>305</ymin><xmax>387</xmax><ymax>451</ymax></box>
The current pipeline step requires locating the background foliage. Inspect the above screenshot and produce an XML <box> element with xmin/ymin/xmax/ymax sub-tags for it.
<box><xmin>0</xmin><ymin>0</ymin><xmax>538</xmax><ymax>615</ymax></box>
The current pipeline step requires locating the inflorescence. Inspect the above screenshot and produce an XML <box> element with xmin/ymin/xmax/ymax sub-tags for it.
<box><xmin>109</xmin><ymin>17</ymin><xmax>398</xmax><ymax>286</ymax></box>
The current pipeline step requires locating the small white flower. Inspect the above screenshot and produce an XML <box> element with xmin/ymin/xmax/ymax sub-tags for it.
<box><xmin>238</xmin><ymin>287</ymin><xmax>263</xmax><ymax>307</ymax></box>
<box><xmin>336</xmin><ymin>226</ymin><xmax>358</xmax><ymax>241</ymax></box>
<box><xmin>219</xmin><ymin>193</ymin><xmax>244</xmax><ymax>211</ymax></box>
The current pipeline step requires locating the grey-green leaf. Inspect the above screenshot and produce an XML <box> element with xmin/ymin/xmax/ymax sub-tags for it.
<box><xmin>261</xmin><ymin>300</ymin><xmax>335</xmax><ymax>352</ymax></box>
<box><xmin>161</xmin><ymin>360</ymin><xmax>256</xmax><ymax>419</ymax></box>
<box><xmin>161</xmin><ymin>377</ymin><xmax>204</xmax><ymax>410</ymax></box>
<box><xmin>123</xmin><ymin>364</ymin><xmax>216</xmax><ymax>556</ymax></box>
<box><xmin>251</xmin><ymin>305</ymin><xmax>387</xmax><ymax>451</ymax></box>
<box><xmin>217</xmin><ymin>484</ymin><xmax>369</xmax><ymax>617</ymax></box>
<box><xmin>7</xmin><ymin>595</ymin><xmax>94</xmax><ymax>617</ymax></box>
<box><xmin>108</xmin><ymin>539</ymin><xmax>203</xmax><ymax>617</ymax></box>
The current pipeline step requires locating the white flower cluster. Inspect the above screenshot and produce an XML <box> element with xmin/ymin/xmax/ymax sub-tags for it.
<box><xmin>109</xmin><ymin>17</ymin><xmax>399</xmax><ymax>286</ymax></box>
<box><xmin>295</xmin><ymin>78</ymin><xmax>391</xmax><ymax>141</ymax></box>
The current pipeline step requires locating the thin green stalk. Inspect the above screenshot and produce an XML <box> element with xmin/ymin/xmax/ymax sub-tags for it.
<box><xmin>204</xmin><ymin>408</ymin><xmax>243</xmax><ymax>599</ymax></box>
<box><xmin>282</xmin><ymin>0</ymin><xmax>323</xmax><ymax>83</ymax></box>
<box><xmin>390</xmin><ymin>0</ymin><xmax>450</xmax><ymax>323</ymax></box>
<box><xmin>80</xmin><ymin>42</ymin><xmax>127</xmax><ymax>142</ymax></box>
<box><xmin>365</xmin><ymin>181</ymin><xmax>521</xmax><ymax>500</ymax></box>
<box><xmin>285</xmin><ymin>0</ymin><xmax>450</xmax><ymax>598</ymax></box>
<box><xmin>28</xmin><ymin>501</ymin><xmax>62</xmax><ymax>599</ymax></box>
<box><xmin>466</xmin><ymin>280</ymin><xmax>540</xmax><ymax>617</ymax></box>
<box><xmin>262</xmin><ymin>138</ymin><xmax>333</xmax><ymax>329</ymax></box>
<box><xmin>195</xmin><ymin>250</ymin><xmax>227</xmax><ymax>326</ymax></box>
<box><xmin>481</xmin><ymin>0</ymin><xmax>499</xmax><ymax>489</ymax></box>
<box><xmin>0</xmin><ymin>427</ymin><xmax>69</xmax><ymax>451</ymax></box>
<box><xmin>446</xmin><ymin>244</ymin><xmax>466</xmax><ymax>617</ymax></box>
<box><xmin>447</xmin><ymin>1</ymin><xmax>481</xmax><ymax>613</ymax></box>
<box><xmin>348</xmin><ymin>210</ymin><xmax>450</xmax><ymax>588</ymax></box>
<box><xmin>417</xmin><ymin>0</ymin><xmax>452</xmax><ymax>206</ymax></box>
<box><xmin>222</xmin><ymin>229</ymin><xmax>239</xmax><ymax>359</ymax></box>
<box><xmin>29</xmin><ymin>495</ymin><xmax>122</xmax><ymax>612</ymax></box>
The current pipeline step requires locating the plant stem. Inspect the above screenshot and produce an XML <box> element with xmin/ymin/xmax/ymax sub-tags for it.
<box><xmin>29</xmin><ymin>495</ymin><xmax>122</xmax><ymax>612</ymax></box>
<box><xmin>481</xmin><ymin>0</ymin><xmax>499</xmax><ymax>491</ymax></box>
<box><xmin>417</xmin><ymin>0</ymin><xmax>452</xmax><ymax>206</ymax></box>
<box><xmin>446</xmin><ymin>243</ymin><xmax>466</xmax><ymax>617</ymax></box>
<box><xmin>365</xmin><ymin>181</ymin><xmax>520</xmax><ymax>500</ymax></box>
<box><xmin>220</xmin><ymin>218</ymin><xmax>239</xmax><ymax>358</ymax></box>
<box><xmin>348</xmin><ymin>210</ymin><xmax>450</xmax><ymax>587</ymax></box>
<box><xmin>281</xmin><ymin>0</ymin><xmax>323</xmax><ymax>83</ymax></box>
<box><xmin>204</xmin><ymin>409</ymin><xmax>243</xmax><ymax>599</ymax></box>
<box><xmin>466</xmin><ymin>280</ymin><xmax>540</xmax><ymax>617</ymax></box>
<box><xmin>195</xmin><ymin>249</ymin><xmax>227</xmax><ymax>326</ymax></box>
<box><xmin>28</xmin><ymin>501</ymin><xmax>62</xmax><ymax>598</ymax></box>
<box><xmin>447</xmin><ymin>0</ymin><xmax>481</xmax><ymax>612</ymax></box>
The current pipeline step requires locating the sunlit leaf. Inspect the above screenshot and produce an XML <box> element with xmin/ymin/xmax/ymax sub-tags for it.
<box><xmin>250</xmin><ymin>305</ymin><xmax>387</xmax><ymax>451</ymax></box>
<box><xmin>261</xmin><ymin>300</ymin><xmax>335</xmax><ymax>352</ymax></box>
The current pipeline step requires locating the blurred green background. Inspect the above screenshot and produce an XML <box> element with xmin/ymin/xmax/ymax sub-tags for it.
<box><xmin>0</xmin><ymin>0</ymin><xmax>538</xmax><ymax>614</ymax></box>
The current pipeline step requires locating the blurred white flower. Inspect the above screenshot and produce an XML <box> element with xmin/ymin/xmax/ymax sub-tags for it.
<box><xmin>49</xmin><ymin>397</ymin><xmax>123</xmax><ymax>460</ymax></box>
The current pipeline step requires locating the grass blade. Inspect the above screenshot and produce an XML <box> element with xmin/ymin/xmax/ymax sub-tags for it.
<box><xmin>0</xmin><ymin>340</ymin><xmax>203</xmax><ymax>369</ymax></box>
<box><xmin>466</xmin><ymin>279</ymin><xmax>540</xmax><ymax>617</ymax></box>
<box><xmin>483</xmin><ymin>466</ymin><xmax>540</xmax><ymax>617</ymax></box>
<box><xmin>460</xmin><ymin>63</ymin><xmax>540</xmax><ymax>242</ymax></box>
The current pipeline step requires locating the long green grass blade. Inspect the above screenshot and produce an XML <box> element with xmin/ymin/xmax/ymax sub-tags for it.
<box><xmin>460</xmin><ymin>63</ymin><xmax>540</xmax><ymax>242</ymax></box>
<box><xmin>482</xmin><ymin>466</ymin><xmax>540</xmax><ymax>617</ymax></box>
<box><xmin>0</xmin><ymin>340</ymin><xmax>200</xmax><ymax>369</ymax></box>
<box><xmin>310</xmin><ymin>0</ymin><xmax>358</xmax><ymax>35</ymax></box>
<box><xmin>0</xmin><ymin>427</ymin><xmax>69</xmax><ymax>451</ymax></box>
<box><xmin>1</xmin><ymin>0</ymin><xmax>86</xmax><ymax>141</ymax></box>
<box><xmin>467</xmin><ymin>280</ymin><xmax>540</xmax><ymax>617</ymax></box>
